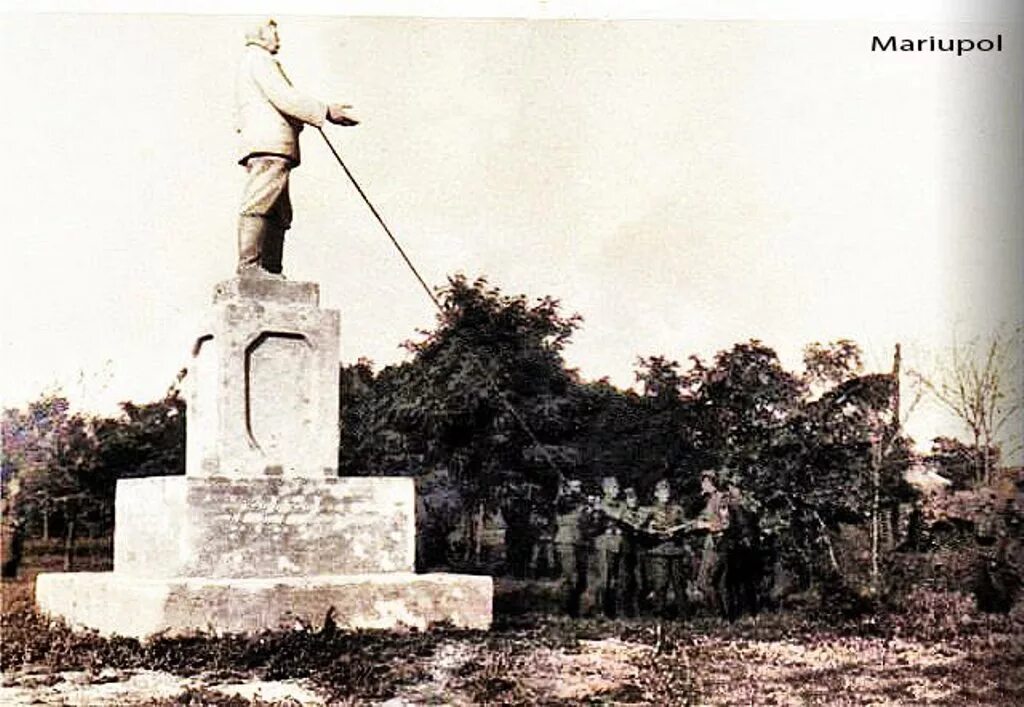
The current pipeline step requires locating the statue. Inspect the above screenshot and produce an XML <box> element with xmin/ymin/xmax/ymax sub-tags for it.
<box><xmin>235</xmin><ymin>19</ymin><xmax>358</xmax><ymax>278</ymax></box>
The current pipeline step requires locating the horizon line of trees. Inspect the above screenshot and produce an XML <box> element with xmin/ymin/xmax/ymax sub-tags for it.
<box><xmin>3</xmin><ymin>274</ymin><xmax>1021</xmax><ymax>597</ymax></box>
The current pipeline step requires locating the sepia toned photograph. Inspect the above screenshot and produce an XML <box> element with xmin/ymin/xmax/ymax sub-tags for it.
<box><xmin>1</xmin><ymin>2</ymin><xmax>1022</xmax><ymax>704</ymax></box>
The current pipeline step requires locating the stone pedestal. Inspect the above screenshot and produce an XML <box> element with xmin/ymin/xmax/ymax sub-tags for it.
<box><xmin>36</xmin><ymin>573</ymin><xmax>493</xmax><ymax>636</ymax></box>
<box><xmin>113</xmin><ymin>477</ymin><xmax>416</xmax><ymax>578</ymax></box>
<box><xmin>186</xmin><ymin>279</ymin><xmax>339</xmax><ymax>478</ymax></box>
<box><xmin>36</xmin><ymin>278</ymin><xmax>493</xmax><ymax>638</ymax></box>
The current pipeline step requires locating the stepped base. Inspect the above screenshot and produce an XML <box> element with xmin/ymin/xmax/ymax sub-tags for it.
<box><xmin>36</xmin><ymin>572</ymin><xmax>493</xmax><ymax>639</ymax></box>
<box><xmin>115</xmin><ymin>477</ymin><xmax>416</xmax><ymax>578</ymax></box>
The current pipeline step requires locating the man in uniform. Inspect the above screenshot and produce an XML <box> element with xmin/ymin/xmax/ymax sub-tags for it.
<box><xmin>583</xmin><ymin>476</ymin><xmax>625</xmax><ymax>616</ymax></box>
<box><xmin>616</xmin><ymin>486</ymin><xmax>650</xmax><ymax>617</ymax></box>
<box><xmin>1</xmin><ymin>481</ymin><xmax>24</xmax><ymax>579</ymax></box>
<box><xmin>692</xmin><ymin>469</ymin><xmax>731</xmax><ymax>616</ymax></box>
<box><xmin>643</xmin><ymin>478</ymin><xmax>691</xmax><ymax>617</ymax></box>
<box><xmin>529</xmin><ymin>500</ymin><xmax>557</xmax><ymax>579</ymax></box>
<box><xmin>723</xmin><ymin>481</ymin><xmax>762</xmax><ymax>619</ymax></box>
<box><xmin>235</xmin><ymin>19</ymin><xmax>358</xmax><ymax>278</ymax></box>
<box><xmin>553</xmin><ymin>479</ymin><xmax>587</xmax><ymax>615</ymax></box>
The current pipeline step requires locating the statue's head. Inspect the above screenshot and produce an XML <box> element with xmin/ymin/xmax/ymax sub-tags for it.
<box><xmin>245</xmin><ymin>19</ymin><xmax>281</xmax><ymax>54</ymax></box>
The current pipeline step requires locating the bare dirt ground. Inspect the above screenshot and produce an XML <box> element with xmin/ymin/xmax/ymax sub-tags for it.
<box><xmin>3</xmin><ymin>568</ymin><xmax>1023</xmax><ymax>706</ymax></box>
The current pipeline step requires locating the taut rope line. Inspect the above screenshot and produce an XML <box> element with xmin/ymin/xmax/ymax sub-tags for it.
<box><xmin>317</xmin><ymin>127</ymin><xmax>566</xmax><ymax>484</ymax></box>
<box><xmin>317</xmin><ymin>127</ymin><xmax>441</xmax><ymax>311</ymax></box>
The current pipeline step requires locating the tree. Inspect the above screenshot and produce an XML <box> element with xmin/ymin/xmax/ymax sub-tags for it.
<box><xmin>630</xmin><ymin>356</ymin><xmax>695</xmax><ymax>488</ymax></box>
<box><xmin>338</xmin><ymin>357</ymin><xmax>378</xmax><ymax>475</ymax></box>
<box><xmin>2</xmin><ymin>391</ymin><xmax>185</xmax><ymax>543</ymax></box>
<box><xmin>568</xmin><ymin>378</ymin><xmax>644</xmax><ymax>488</ymax></box>
<box><xmin>803</xmin><ymin>339</ymin><xmax>864</xmax><ymax>390</ymax></box>
<box><xmin>804</xmin><ymin>342</ymin><xmax>915</xmax><ymax>594</ymax></box>
<box><xmin>340</xmin><ymin>275</ymin><xmax>583</xmax><ymax>561</ymax></box>
<box><xmin>87</xmin><ymin>392</ymin><xmax>186</xmax><ymax>498</ymax></box>
<box><xmin>912</xmin><ymin>324</ymin><xmax>1023</xmax><ymax>485</ymax></box>
<box><xmin>1</xmin><ymin>394</ymin><xmax>95</xmax><ymax>540</ymax></box>
<box><xmin>685</xmin><ymin>340</ymin><xmax>805</xmax><ymax>477</ymax></box>
<box><xmin>928</xmin><ymin>436</ymin><xmax>1000</xmax><ymax>491</ymax></box>
<box><xmin>674</xmin><ymin>340</ymin><xmax>912</xmax><ymax>598</ymax></box>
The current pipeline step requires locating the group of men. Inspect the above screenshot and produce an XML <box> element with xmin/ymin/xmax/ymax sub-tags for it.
<box><xmin>534</xmin><ymin>472</ymin><xmax>757</xmax><ymax>619</ymax></box>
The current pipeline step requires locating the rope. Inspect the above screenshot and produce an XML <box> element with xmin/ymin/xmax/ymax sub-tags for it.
<box><xmin>317</xmin><ymin>127</ymin><xmax>566</xmax><ymax>484</ymax></box>
<box><xmin>315</xmin><ymin>126</ymin><xmax>565</xmax><ymax>481</ymax></box>
<box><xmin>317</xmin><ymin>128</ymin><xmax>441</xmax><ymax>311</ymax></box>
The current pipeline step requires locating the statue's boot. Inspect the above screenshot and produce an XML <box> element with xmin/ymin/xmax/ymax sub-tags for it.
<box><xmin>261</xmin><ymin>221</ymin><xmax>287</xmax><ymax>277</ymax></box>
<box><xmin>237</xmin><ymin>215</ymin><xmax>267</xmax><ymax>276</ymax></box>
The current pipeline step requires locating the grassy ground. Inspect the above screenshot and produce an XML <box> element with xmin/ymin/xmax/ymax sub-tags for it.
<box><xmin>3</xmin><ymin>560</ymin><xmax>1023</xmax><ymax>705</ymax></box>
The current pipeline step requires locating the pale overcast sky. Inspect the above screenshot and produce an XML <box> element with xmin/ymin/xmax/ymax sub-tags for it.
<box><xmin>1</xmin><ymin>5</ymin><xmax>1021</xmax><ymax>456</ymax></box>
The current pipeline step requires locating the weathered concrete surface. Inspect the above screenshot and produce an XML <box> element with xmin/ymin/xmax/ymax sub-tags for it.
<box><xmin>212</xmin><ymin>277</ymin><xmax>319</xmax><ymax>306</ymax></box>
<box><xmin>185</xmin><ymin>278</ymin><xmax>340</xmax><ymax>478</ymax></box>
<box><xmin>36</xmin><ymin>572</ymin><xmax>493</xmax><ymax>638</ymax></box>
<box><xmin>114</xmin><ymin>476</ymin><xmax>415</xmax><ymax>577</ymax></box>
<box><xmin>35</xmin><ymin>276</ymin><xmax>494</xmax><ymax>638</ymax></box>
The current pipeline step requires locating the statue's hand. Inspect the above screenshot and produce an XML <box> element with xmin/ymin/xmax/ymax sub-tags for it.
<box><xmin>328</xmin><ymin>104</ymin><xmax>359</xmax><ymax>126</ymax></box>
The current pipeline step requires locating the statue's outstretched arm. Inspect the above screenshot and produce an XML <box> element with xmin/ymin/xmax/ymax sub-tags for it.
<box><xmin>254</xmin><ymin>54</ymin><xmax>328</xmax><ymax>127</ymax></box>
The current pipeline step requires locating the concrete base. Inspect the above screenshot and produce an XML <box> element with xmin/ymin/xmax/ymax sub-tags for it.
<box><xmin>36</xmin><ymin>571</ymin><xmax>493</xmax><ymax>639</ymax></box>
<box><xmin>115</xmin><ymin>477</ymin><xmax>416</xmax><ymax>578</ymax></box>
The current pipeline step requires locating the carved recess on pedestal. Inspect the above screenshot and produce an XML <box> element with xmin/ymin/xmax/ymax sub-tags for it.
<box><xmin>244</xmin><ymin>332</ymin><xmax>315</xmax><ymax>463</ymax></box>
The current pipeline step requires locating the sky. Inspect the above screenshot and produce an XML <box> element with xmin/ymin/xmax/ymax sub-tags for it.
<box><xmin>1</xmin><ymin>3</ymin><xmax>1021</xmax><ymax>458</ymax></box>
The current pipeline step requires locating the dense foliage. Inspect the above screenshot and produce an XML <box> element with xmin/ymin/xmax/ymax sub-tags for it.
<box><xmin>333</xmin><ymin>278</ymin><xmax>923</xmax><ymax>595</ymax></box>
<box><xmin>2</xmin><ymin>393</ymin><xmax>184</xmax><ymax>541</ymax></box>
<box><xmin>341</xmin><ymin>275</ymin><xmax>581</xmax><ymax>498</ymax></box>
<box><xmin>3</xmin><ymin>275</ymin><xmax>1017</xmax><ymax>602</ymax></box>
